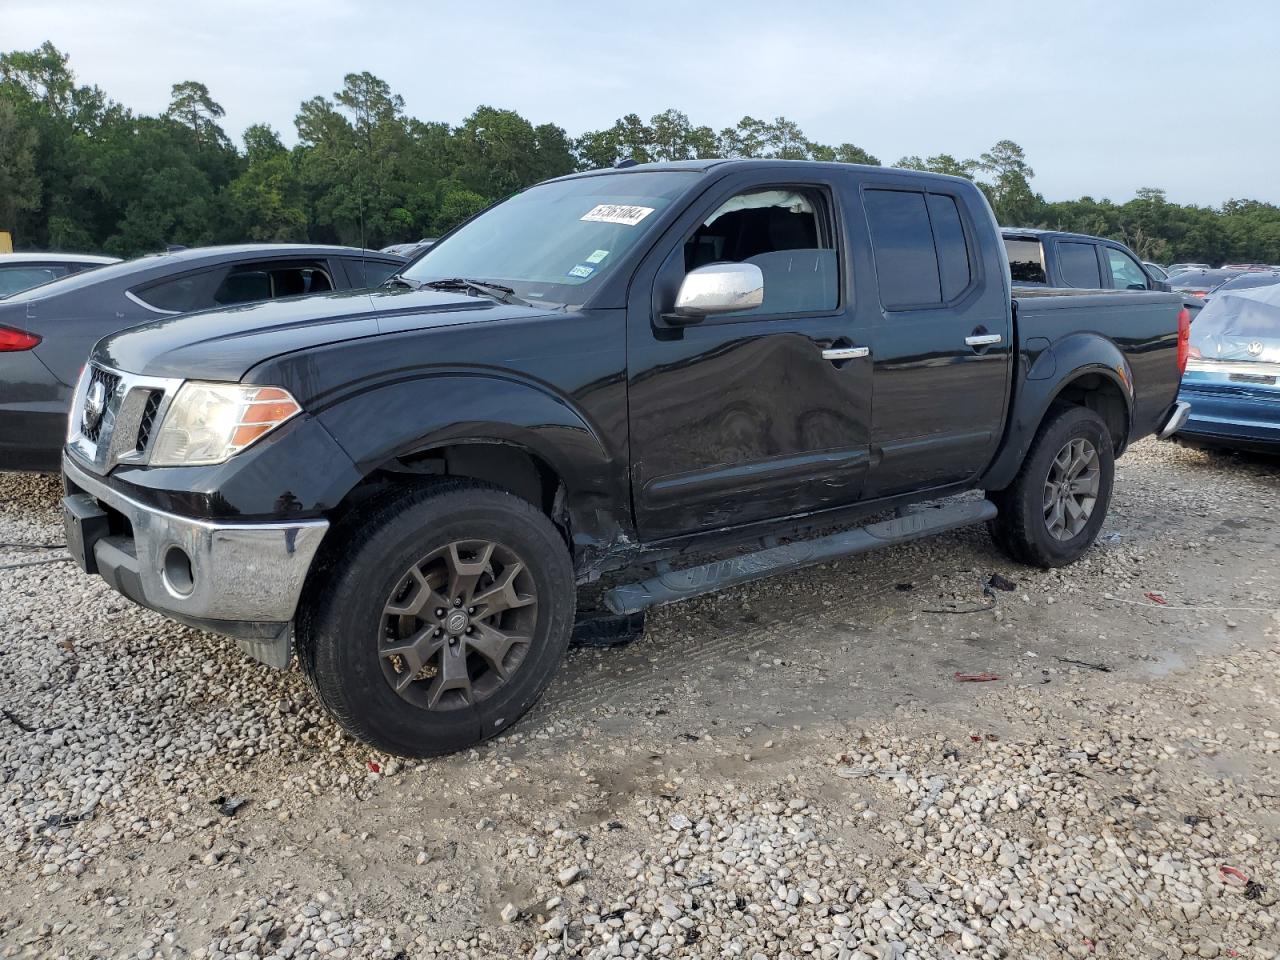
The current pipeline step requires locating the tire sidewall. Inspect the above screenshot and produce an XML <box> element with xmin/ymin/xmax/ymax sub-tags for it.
<box><xmin>309</xmin><ymin>487</ymin><xmax>575</xmax><ymax>756</ymax></box>
<box><xmin>1020</xmin><ymin>409</ymin><xmax>1115</xmax><ymax>566</ymax></box>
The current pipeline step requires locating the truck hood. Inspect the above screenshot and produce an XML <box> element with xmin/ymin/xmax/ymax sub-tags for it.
<box><xmin>93</xmin><ymin>288</ymin><xmax>557</xmax><ymax>381</ymax></box>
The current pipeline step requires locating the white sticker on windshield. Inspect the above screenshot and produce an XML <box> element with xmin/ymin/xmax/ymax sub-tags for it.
<box><xmin>586</xmin><ymin>249</ymin><xmax>610</xmax><ymax>264</ymax></box>
<box><xmin>567</xmin><ymin>264</ymin><xmax>595</xmax><ymax>279</ymax></box>
<box><xmin>580</xmin><ymin>204</ymin><xmax>654</xmax><ymax>226</ymax></box>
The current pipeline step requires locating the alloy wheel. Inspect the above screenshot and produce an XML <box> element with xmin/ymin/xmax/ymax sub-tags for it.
<box><xmin>1042</xmin><ymin>438</ymin><xmax>1100</xmax><ymax>541</ymax></box>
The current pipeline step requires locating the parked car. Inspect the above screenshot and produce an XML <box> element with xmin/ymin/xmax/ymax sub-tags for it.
<box><xmin>1143</xmin><ymin>262</ymin><xmax>1170</xmax><ymax>281</ymax></box>
<box><xmin>381</xmin><ymin>238</ymin><xmax>437</xmax><ymax>258</ymax></box>
<box><xmin>1167</xmin><ymin>268</ymin><xmax>1247</xmax><ymax>301</ymax></box>
<box><xmin>1221</xmin><ymin>263</ymin><xmax>1275</xmax><ymax>273</ymax></box>
<box><xmin>0</xmin><ymin>252</ymin><xmax>119</xmax><ymax>297</ymax></box>
<box><xmin>1177</xmin><ymin>279</ymin><xmax>1280</xmax><ymax>451</ymax></box>
<box><xmin>1001</xmin><ymin>228</ymin><xmax>1169</xmax><ymax>292</ymax></box>
<box><xmin>1209</xmin><ymin>271</ymin><xmax>1280</xmax><ymax>295</ymax></box>
<box><xmin>1167</xmin><ymin>263</ymin><xmax>1212</xmax><ymax>276</ymax></box>
<box><xmin>61</xmin><ymin>160</ymin><xmax>1189</xmax><ymax>757</ymax></box>
<box><xmin>0</xmin><ymin>244</ymin><xmax>406</xmax><ymax>472</ymax></box>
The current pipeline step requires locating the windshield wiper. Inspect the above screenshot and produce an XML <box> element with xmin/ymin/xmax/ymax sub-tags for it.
<box><xmin>382</xmin><ymin>274</ymin><xmax>421</xmax><ymax>290</ymax></box>
<box><xmin>421</xmin><ymin>277</ymin><xmax>530</xmax><ymax>306</ymax></box>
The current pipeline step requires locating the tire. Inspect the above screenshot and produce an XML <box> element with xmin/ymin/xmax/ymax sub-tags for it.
<box><xmin>296</xmin><ymin>480</ymin><xmax>576</xmax><ymax>757</ymax></box>
<box><xmin>986</xmin><ymin>405</ymin><xmax>1115</xmax><ymax>569</ymax></box>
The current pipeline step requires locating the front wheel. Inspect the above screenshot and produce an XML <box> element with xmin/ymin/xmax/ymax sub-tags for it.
<box><xmin>986</xmin><ymin>405</ymin><xmax>1115</xmax><ymax>568</ymax></box>
<box><xmin>296</xmin><ymin>481</ymin><xmax>576</xmax><ymax>757</ymax></box>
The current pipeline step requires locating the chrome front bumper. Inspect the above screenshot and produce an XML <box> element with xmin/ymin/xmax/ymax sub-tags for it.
<box><xmin>62</xmin><ymin>454</ymin><xmax>328</xmax><ymax>631</ymax></box>
<box><xmin>1157</xmin><ymin>400</ymin><xmax>1192</xmax><ymax>440</ymax></box>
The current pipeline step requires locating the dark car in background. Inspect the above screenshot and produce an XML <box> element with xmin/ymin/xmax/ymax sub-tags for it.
<box><xmin>0</xmin><ymin>243</ymin><xmax>406</xmax><ymax>471</ymax></box>
<box><xmin>1178</xmin><ymin>277</ymin><xmax>1280</xmax><ymax>451</ymax></box>
<box><xmin>0</xmin><ymin>252</ymin><xmax>119</xmax><ymax>297</ymax></box>
<box><xmin>1002</xmin><ymin>228</ymin><xmax>1169</xmax><ymax>292</ymax></box>
<box><xmin>1167</xmin><ymin>262</ymin><xmax>1211</xmax><ymax>276</ymax></box>
<box><xmin>1167</xmin><ymin>268</ymin><xmax>1248</xmax><ymax>301</ymax></box>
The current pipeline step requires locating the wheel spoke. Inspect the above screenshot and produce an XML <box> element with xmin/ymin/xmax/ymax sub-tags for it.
<box><xmin>446</xmin><ymin>541</ymin><xmax>496</xmax><ymax>603</ymax></box>
<box><xmin>380</xmin><ymin>627</ymin><xmax>445</xmax><ymax>691</ymax></box>
<box><xmin>425</xmin><ymin>642</ymin><xmax>472</xmax><ymax>708</ymax></box>
<box><xmin>383</xmin><ymin>566</ymin><xmax>450</xmax><ymax>621</ymax></box>
<box><xmin>467</xmin><ymin>621</ymin><xmax>529</xmax><ymax>680</ymax></box>
<box><xmin>471</xmin><ymin>561</ymin><xmax>534</xmax><ymax>618</ymax></box>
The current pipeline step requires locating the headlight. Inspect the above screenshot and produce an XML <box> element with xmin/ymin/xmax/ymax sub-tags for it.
<box><xmin>149</xmin><ymin>382</ymin><xmax>301</xmax><ymax>466</ymax></box>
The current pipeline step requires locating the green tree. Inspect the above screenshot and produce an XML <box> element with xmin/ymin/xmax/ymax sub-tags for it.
<box><xmin>166</xmin><ymin>80</ymin><xmax>230</xmax><ymax>148</ymax></box>
<box><xmin>0</xmin><ymin>99</ymin><xmax>41</xmax><ymax>229</ymax></box>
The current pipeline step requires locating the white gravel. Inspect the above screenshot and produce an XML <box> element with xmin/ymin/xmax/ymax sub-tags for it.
<box><xmin>2</xmin><ymin>440</ymin><xmax>1278</xmax><ymax>959</ymax></box>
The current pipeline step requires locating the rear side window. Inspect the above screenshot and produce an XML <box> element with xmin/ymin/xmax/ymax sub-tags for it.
<box><xmin>133</xmin><ymin>272</ymin><xmax>209</xmax><ymax>313</ymax></box>
<box><xmin>927</xmin><ymin>194</ymin><xmax>971</xmax><ymax>301</ymax></box>
<box><xmin>212</xmin><ymin>261</ymin><xmax>336</xmax><ymax>305</ymax></box>
<box><xmin>864</xmin><ymin>189</ymin><xmax>941</xmax><ymax>308</ymax></box>
<box><xmin>865</xmin><ymin>188</ymin><xmax>974</xmax><ymax>309</ymax></box>
<box><xmin>1005</xmin><ymin>238</ymin><xmax>1047</xmax><ymax>284</ymax></box>
<box><xmin>1058</xmin><ymin>242</ymin><xmax>1102</xmax><ymax>288</ymax></box>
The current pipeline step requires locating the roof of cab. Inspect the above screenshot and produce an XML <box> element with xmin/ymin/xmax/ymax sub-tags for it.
<box><xmin>550</xmin><ymin>158</ymin><xmax>977</xmax><ymax>189</ymax></box>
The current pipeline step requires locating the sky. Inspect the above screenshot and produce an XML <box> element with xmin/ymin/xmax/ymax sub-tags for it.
<box><xmin>5</xmin><ymin>0</ymin><xmax>1278</xmax><ymax>206</ymax></box>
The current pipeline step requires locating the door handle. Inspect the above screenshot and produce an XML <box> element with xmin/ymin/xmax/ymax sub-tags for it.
<box><xmin>965</xmin><ymin>334</ymin><xmax>1002</xmax><ymax>348</ymax></box>
<box><xmin>821</xmin><ymin>346</ymin><xmax>870</xmax><ymax>361</ymax></box>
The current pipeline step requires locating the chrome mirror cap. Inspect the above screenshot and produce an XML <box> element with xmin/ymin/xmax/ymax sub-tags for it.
<box><xmin>674</xmin><ymin>262</ymin><xmax>764</xmax><ymax>317</ymax></box>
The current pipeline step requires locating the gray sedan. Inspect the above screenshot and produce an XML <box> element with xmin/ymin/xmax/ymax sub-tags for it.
<box><xmin>0</xmin><ymin>243</ymin><xmax>406</xmax><ymax>472</ymax></box>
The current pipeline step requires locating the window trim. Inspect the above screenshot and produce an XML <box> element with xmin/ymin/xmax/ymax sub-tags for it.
<box><xmin>661</xmin><ymin>179</ymin><xmax>846</xmax><ymax>326</ymax></box>
<box><xmin>860</xmin><ymin>184</ymin><xmax>981</xmax><ymax>313</ymax></box>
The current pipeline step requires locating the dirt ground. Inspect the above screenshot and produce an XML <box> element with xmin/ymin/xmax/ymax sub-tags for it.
<box><xmin>1</xmin><ymin>438</ymin><xmax>1277</xmax><ymax>959</ymax></box>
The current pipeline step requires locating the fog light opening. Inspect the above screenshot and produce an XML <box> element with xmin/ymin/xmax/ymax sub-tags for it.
<box><xmin>163</xmin><ymin>546</ymin><xmax>194</xmax><ymax>597</ymax></box>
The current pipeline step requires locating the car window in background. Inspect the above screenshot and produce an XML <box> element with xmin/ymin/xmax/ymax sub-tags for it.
<box><xmin>1004</xmin><ymin>237</ymin><xmax>1046</xmax><ymax>283</ymax></box>
<box><xmin>1059</xmin><ymin>241</ymin><xmax>1102</xmax><ymax>288</ymax></box>
<box><xmin>865</xmin><ymin>189</ymin><xmax>943</xmax><ymax>308</ymax></box>
<box><xmin>213</xmin><ymin>261</ymin><xmax>335</xmax><ymax>305</ymax></box>
<box><xmin>3</xmin><ymin>255</ymin><xmax>173</xmax><ymax>304</ymax></box>
<box><xmin>1144</xmin><ymin>263</ymin><xmax>1169</xmax><ymax>281</ymax></box>
<box><xmin>1106</xmin><ymin>248</ymin><xmax>1150</xmax><ymax>290</ymax></box>
<box><xmin>683</xmin><ymin>186</ymin><xmax>837</xmax><ymax>318</ymax></box>
<box><xmin>1213</xmin><ymin>272</ymin><xmax>1280</xmax><ymax>294</ymax></box>
<box><xmin>0</xmin><ymin>264</ymin><xmax>71</xmax><ymax>296</ymax></box>
<box><xmin>347</xmin><ymin>258</ymin><xmax>401</xmax><ymax>288</ymax></box>
<box><xmin>133</xmin><ymin>271</ymin><xmax>211</xmax><ymax>313</ymax></box>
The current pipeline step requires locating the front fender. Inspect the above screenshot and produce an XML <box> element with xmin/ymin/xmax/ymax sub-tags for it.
<box><xmin>980</xmin><ymin>333</ymin><xmax>1134</xmax><ymax>491</ymax></box>
<box><xmin>316</xmin><ymin>373</ymin><xmax>633</xmax><ymax>559</ymax></box>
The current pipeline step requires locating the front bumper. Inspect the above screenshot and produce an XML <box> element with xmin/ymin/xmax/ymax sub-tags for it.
<box><xmin>62</xmin><ymin>454</ymin><xmax>329</xmax><ymax>654</ymax></box>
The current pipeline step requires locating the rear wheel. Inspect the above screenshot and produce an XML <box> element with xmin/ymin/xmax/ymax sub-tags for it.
<box><xmin>297</xmin><ymin>481</ymin><xmax>576</xmax><ymax>757</ymax></box>
<box><xmin>987</xmin><ymin>405</ymin><xmax>1115</xmax><ymax>568</ymax></box>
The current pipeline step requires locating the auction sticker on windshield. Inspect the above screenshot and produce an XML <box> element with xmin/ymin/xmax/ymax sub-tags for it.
<box><xmin>580</xmin><ymin>204</ymin><xmax>655</xmax><ymax>226</ymax></box>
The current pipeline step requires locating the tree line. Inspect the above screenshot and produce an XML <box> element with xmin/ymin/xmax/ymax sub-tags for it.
<box><xmin>2</xmin><ymin>41</ymin><xmax>1278</xmax><ymax>266</ymax></box>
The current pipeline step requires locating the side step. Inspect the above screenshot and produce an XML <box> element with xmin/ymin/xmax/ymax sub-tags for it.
<box><xmin>603</xmin><ymin>499</ymin><xmax>996</xmax><ymax>615</ymax></box>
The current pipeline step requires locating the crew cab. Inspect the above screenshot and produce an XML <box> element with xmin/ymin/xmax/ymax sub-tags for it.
<box><xmin>61</xmin><ymin>160</ymin><xmax>1191</xmax><ymax>757</ymax></box>
<box><xmin>1002</xmin><ymin>228</ymin><xmax>1169</xmax><ymax>292</ymax></box>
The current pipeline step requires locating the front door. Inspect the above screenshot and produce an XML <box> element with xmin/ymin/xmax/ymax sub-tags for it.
<box><xmin>855</xmin><ymin>182</ymin><xmax>1012</xmax><ymax>498</ymax></box>
<box><xmin>626</xmin><ymin>173</ymin><xmax>873</xmax><ymax>541</ymax></box>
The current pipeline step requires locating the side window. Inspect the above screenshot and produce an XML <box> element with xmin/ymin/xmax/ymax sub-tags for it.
<box><xmin>1005</xmin><ymin>238</ymin><xmax>1047</xmax><ymax>284</ymax></box>
<box><xmin>864</xmin><ymin>189</ymin><xmax>941</xmax><ymax>308</ymax></box>
<box><xmin>346</xmin><ymin>258</ymin><xmax>401</xmax><ymax>289</ymax></box>
<box><xmin>1058</xmin><ymin>242</ymin><xmax>1103</xmax><ymax>288</ymax></box>
<box><xmin>681</xmin><ymin>186</ymin><xmax>837</xmax><ymax>318</ymax></box>
<box><xmin>1105</xmin><ymin>248</ymin><xmax>1150</xmax><ymax>290</ymax></box>
<box><xmin>133</xmin><ymin>272</ymin><xmax>211</xmax><ymax>313</ymax></box>
<box><xmin>213</xmin><ymin>261</ymin><xmax>337</xmax><ymax>306</ymax></box>
<box><xmin>927</xmin><ymin>194</ymin><xmax>972</xmax><ymax>301</ymax></box>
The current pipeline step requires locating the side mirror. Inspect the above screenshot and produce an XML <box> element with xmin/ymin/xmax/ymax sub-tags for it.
<box><xmin>670</xmin><ymin>262</ymin><xmax>764</xmax><ymax>322</ymax></box>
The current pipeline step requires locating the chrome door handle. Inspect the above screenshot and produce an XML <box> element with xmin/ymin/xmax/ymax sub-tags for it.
<box><xmin>965</xmin><ymin>333</ymin><xmax>1003</xmax><ymax>347</ymax></box>
<box><xmin>821</xmin><ymin>346</ymin><xmax>870</xmax><ymax>361</ymax></box>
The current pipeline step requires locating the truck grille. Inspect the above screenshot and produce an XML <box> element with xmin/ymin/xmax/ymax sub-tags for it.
<box><xmin>135</xmin><ymin>390</ymin><xmax>165</xmax><ymax>452</ymax></box>
<box><xmin>81</xmin><ymin>366</ymin><xmax>122</xmax><ymax>442</ymax></box>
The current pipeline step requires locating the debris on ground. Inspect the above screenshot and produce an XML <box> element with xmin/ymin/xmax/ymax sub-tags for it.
<box><xmin>954</xmin><ymin>671</ymin><xmax>1000</xmax><ymax>682</ymax></box>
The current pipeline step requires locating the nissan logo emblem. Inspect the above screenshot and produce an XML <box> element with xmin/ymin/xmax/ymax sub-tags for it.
<box><xmin>84</xmin><ymin>380</ymin><xmax>107</xmax><ymax>424</ymax></box>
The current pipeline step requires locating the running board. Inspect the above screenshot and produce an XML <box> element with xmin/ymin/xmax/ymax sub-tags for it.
<box><xmin>603</xmin><ymin>499</ymin><xmax>996</xmax><ymax>615</ymax></box>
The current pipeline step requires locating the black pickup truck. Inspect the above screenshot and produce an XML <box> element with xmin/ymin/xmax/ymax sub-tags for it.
<box><xmin>61</xmin><ymin>160</ymin><xmax>1192</xmax><ymax>757</ymax></box>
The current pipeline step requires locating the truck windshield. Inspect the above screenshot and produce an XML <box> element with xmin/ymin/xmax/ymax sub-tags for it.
<box><xmin>399</xmin><ymin>171</ymin><xmax>696</xmax><ymax>307</ymax></box>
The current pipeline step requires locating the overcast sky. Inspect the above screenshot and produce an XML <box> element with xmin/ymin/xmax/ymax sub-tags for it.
<box><xmin>6</xmin><ymin>0</ymin><xmax>1277</xmax><ymax>206</ymax></box>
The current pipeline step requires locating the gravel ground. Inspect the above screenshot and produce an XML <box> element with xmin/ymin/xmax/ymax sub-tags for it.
<box><xmin>1</xmin><ymin>439</ymin><xmax>1278</xmax><ymax>960</ymax></box>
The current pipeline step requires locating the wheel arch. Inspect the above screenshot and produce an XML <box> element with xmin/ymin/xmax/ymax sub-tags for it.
<box><xmin>982</xmin><ymin>334</ymin><xmax>1134</xmax><ymax>492</ymax></box>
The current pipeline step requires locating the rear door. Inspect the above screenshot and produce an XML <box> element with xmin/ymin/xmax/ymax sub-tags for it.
<box><xmin>626</xmin><ymin>170</ymin><xmax>873</xmax><ymax>540</ymax></box>
<box><xmin>856</xmin><ymin>180</ymin><xmax>1012</xmax><ymax>498</ymax></box>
